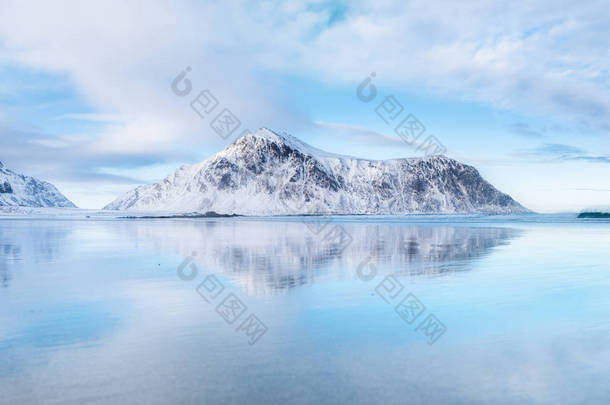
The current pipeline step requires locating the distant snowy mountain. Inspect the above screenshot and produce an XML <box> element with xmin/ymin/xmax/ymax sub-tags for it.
<box><xmin>0</xmin><ymin>161</ymin><xmax>76</xmax><ymax>208</ymax></box>
<box><xmin>105</xmin><ymin>128</ymin><xmax>528</xmax><ymax>214</ymax></box>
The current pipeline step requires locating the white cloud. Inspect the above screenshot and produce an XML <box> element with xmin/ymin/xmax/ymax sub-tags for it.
<box><xmin>1</xmin><ymin>0</ymin><xmax>608</xmax><ymax>137</ymax></box>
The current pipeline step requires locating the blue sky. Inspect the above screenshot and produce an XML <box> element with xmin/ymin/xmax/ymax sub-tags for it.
<box><xmin>0</xmin><ymin>0</ymin><xmax>609</xmax><ymax>212</ymax></box>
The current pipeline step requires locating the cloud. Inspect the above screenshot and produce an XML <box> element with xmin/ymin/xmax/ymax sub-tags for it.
<box><xmin>0</xmin><ymin>125</ymin><xmax>161</xmax><ymax>183</ymax></box>
<box><xmin>567</xmin><ymin>155</ymin><xmax>610</xmax><ymax>164</ymax></box>
<box><xmin>530</xmin><ymin>143</ymin><xmax>586</xmax><ymax>155</ymax></box>
<box><xmin>292</xmin><ymin>1</ymin><xmax>610</xmax><ymax>132</ymax></box>
<box><xmin>2</xmin><ymin>0</ymin><xmax>609</xmax><ymax>136</ymax></box>
<box><xmin>0</xmin><ymin>0</ymin><xmax>310</xmax><ymax>156</ymax></box>
<box><xmin>522</xmin><ymin>142</ymin><xmax>610</xmax><ymax>164</ymax></box>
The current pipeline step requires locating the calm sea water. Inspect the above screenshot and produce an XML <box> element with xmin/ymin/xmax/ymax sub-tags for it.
<box><xmin>1</xmin><ymin>215</ymin><xmax>609</xmax><ymax>404</ymax></box>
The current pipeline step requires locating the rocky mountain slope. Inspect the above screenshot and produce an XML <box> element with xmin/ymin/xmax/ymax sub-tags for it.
<box><xmin>0</xmin><ymin>161</ymin><xmax>76</xmax><ymax>208</ymax></box>
<box><xmin>105</xmin><ymin>128</ymin><xmax>528</xmax><ymax>214</ymax></box>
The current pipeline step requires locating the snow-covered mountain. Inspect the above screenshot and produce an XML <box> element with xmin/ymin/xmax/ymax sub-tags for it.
<box><xmin>0</xmin><ymin>161</ymin><xmax>76</xmax><ymax>208</ymax></box>
<box><xmin>105</xmin><ymin>128</ymin><xmax>528</xmax><ymax>214</ymax></box>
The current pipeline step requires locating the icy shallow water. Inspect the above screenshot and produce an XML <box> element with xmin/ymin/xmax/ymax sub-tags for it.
<box><xmin>1</xmin><ymin>215</ymin><xmax>610</xmax><ymax>404</ymax></box>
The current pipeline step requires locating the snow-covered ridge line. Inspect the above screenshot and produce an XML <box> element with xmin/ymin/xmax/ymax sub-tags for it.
<box><xmin>105</xmin><ymin>128</ymin><xmax>529</xmax><ymax>215</ymax></box>
<box><xmin>0</xmin><ymin>161</ymin><xmax>76</xmax><ymax>208</ymax></box>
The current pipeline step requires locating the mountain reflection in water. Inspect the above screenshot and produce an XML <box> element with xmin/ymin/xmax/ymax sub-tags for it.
<box><xmin>110</xmin><ymin>219</ymin><xmax>523</xmax><ymax>294</ymax></box>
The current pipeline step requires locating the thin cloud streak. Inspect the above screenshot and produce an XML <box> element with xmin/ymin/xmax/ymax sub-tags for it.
<box><xmin>520</xmin><ymin>142</ymin><xmax>610</xmax><ymax>164</ymax></box>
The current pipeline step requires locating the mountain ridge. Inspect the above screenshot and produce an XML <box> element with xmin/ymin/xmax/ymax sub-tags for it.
<box><xmin>0</xmin><ymin>161</ymin><xmax>76</xmax><ymax>208</ymax></box>
<box><xmin>104</xmin><ymin>128</ymin><xmax>529</xmax><ymax>215</ymax></box>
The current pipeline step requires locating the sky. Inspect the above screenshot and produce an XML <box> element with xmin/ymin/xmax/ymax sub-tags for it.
<box><xmin>0</xmin><ymin>0</ymin><xmax>609</xmax><ymax>212</ymax></box>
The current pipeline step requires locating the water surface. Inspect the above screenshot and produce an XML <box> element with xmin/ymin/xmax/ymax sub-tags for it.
<box><xmin>1</xmin><ymin>215</ymin><xmax>609</xmax><ymax>404</ymax></box>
